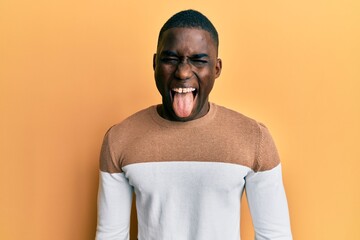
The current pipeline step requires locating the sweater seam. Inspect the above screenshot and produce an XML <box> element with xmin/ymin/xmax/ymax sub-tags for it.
<box><xmin>254</xmin><ymin>122</ymin><xmax>263</xmax><ymax>172</ymax></box>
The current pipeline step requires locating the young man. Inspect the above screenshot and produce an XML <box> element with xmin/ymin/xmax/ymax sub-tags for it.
<box><xmin>96</xmin><ymin>10</ymin><xmax>292</xmax><ymax>240</ymax></box>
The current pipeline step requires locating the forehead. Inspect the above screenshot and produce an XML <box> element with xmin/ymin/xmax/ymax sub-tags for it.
<box><xmin>157</xmin><ymin>28</ymin><xmax>216</xmax><ymax>54</ymax></box>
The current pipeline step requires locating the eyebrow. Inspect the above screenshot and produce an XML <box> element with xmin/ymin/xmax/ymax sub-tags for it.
<box><xmin>190</xmin><ymin>53</ymin><xmax>209</xmax><ymax>58</ymax></box>
<box><xmin>160</xmin><ymin>50</ymin><xmax>209</xmax><ymax>58</ymax></box>
<box><xmin>160</xmin><ymin>50</ymin><xmax>178</xmax><ymax>57</ymax></box>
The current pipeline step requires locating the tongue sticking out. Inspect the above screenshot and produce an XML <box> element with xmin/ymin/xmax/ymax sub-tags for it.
<box><xmin>173</xmin><ymin>92</ymin><xmax>195</xmax><ymax>118</ymax></box>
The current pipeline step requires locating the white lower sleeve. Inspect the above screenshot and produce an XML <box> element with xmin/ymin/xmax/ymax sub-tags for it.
<box><xmin>96</xmin><ymin>171</ymin><xmax>133</xmax><ymax>240</ymax></box>
<box><xmin>245</xmin><ymin>164</ymin><xmax>292</xmax><ymax>240</ymax></box>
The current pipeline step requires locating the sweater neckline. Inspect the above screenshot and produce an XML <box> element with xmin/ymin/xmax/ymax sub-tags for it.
<box><xmin>150</xmin><ymin>103</ymin><xmax>217</xmax><ymax>128</ymax></box>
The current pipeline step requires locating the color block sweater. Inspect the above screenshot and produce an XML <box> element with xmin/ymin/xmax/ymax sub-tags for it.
<box><xmin>96</xmin><ymin>103</ymin><xmax>292</xmax><ymax>240</ymax></box>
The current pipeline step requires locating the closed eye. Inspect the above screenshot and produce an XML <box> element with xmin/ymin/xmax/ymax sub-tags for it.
<box><xmin>191</xmin><ymin>59</ymin><xmax>208</xmax><ymax>63</ymax></box>
<box><xmin>161</xmin><ymin>57</ymin><xmax>179</xmax><ymax>64</ymax></box>
<box><xmin>190</xmin><ymin>59</ymin><xmax>208</xmax><ymax>66</ymax></box>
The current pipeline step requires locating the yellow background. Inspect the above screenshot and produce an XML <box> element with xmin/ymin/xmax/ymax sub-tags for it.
<box><xmin>1</xmin><ymin>0</ymin><xmax>359</xmax><ymax>239</ymax></box>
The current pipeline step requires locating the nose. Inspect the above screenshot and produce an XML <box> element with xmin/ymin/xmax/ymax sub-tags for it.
<box><xmin>174</xmin><ymin>61</ymin><xmax>193</xmax><ymax>80</ymax></box>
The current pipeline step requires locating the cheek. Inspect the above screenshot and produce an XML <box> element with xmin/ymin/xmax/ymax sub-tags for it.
<box><xmin>155</xmin><ymin>70</ymin><xmax>170</xmax><ymax>94</ymax></box>
<box><xmin>156</xmin><ymin>65</ymin><xmax>172</xmax><ymax>79</ymax></box>
<box><xmin>199</xmin><ymin>71</ymin><xmax>215</xmax><ymax>88</ymax></box>
<box><xmin>198</xmin><ymin>81</ymin><xmax>215</xmax><ymax>98</ymax></box>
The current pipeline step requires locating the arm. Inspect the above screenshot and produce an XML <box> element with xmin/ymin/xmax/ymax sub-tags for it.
<box><xmin>245</xmin><ymin>164</ymin><xmax>292</xmax><ymax>240</ymax></box>
<box><xmin>245</xmin><ymin>124</ymin><xmax>292</xmax><ymax>240</ymax></box>
<box><xmin>95</xmin><ymin>128</ymin><xmax>133</xmax><ymax>240</ymax></box>
<box><xmin>96</xmin><ymin>171</ymin><xmax>133</xmax><ymax>240</ymax></box>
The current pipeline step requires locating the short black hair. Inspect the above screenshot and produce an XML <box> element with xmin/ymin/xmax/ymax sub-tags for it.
<box><xmin>157</xmin><ymin>9</ymin><xmax>219</xmax><ymax>49</ymax></box>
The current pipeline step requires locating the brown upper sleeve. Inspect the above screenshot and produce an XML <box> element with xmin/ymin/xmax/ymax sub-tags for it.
<box><xmin>253</xmin><ymin>123</ymin><xmax>281</xmax><ymax>172</ymax></box>
<box><xmin>99</xmin><ymin>127</ymin><xmax>122</xmax><ymax>173</ymax></box>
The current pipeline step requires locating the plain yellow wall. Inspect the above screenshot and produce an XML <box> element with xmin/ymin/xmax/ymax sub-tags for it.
<box><xmin>1</xmin><ymin>1</ymin><xmax>359</xmax><ymax>239</ymax></box>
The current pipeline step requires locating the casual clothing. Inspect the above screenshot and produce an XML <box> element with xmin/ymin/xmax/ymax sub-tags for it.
<box><xmin>96</xmin><ymin>103</ymin><xmax>292</xmax><ymax>240</ymax></box>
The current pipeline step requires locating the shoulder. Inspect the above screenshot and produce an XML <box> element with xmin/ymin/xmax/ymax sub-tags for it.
<box><xmin>213</xmin><ymin>103</ymin><xmax>260</xmax><ymax>133</ymax></box>
<box><xmin>99</xmin><ymin>106</ymin><xmax>156</xmax><ymax>173</ymax></box>
<box><xmin>107</xmin><ymin>105</ymin><xmax>156</xmax><ymax>136</ymax></box>
<box><xmin>212</xmin><ymin>103</ymin><xmax>280</xmax><ymax>171</ymax></box>
<box><xmin>214</xmin><ymin>103</ymin><xmax>255</xmax><ymax>122</ymax></box>
<box><xmin>103</xmin><ymin>106</ymin><xmax>158</xmax><ymax>153</ymax></box>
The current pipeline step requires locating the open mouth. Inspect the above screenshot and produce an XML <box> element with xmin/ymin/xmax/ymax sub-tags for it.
<box><xmin>170</xmin><ymin>87</ymin><xmax>198</xmax><ymax>118</ymax></box>
<box><xmin>171</xmin><ymin>87</ymin><xmax>197</xmax><ymax>97</ymax></box>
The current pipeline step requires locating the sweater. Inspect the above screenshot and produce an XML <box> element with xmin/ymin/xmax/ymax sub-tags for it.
<box><xmin>96</xmin><ymin>103</ymin><xmax>292</xmax><ymax>240</ymax></box>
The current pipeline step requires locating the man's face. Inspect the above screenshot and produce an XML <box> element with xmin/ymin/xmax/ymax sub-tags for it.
<box><xmin>153</xmin><ymin>28</ymin><xmax>222</xmax><ymax>122</ymax></box>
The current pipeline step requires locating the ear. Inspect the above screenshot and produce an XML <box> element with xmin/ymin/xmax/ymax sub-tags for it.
<box><xmin>153</xmin><ymin>54</ymin><xmax>157</xmax><ymax>70</ymax></box>
<box><xmin>215</xmin><ymin>58</ymin><xmax>222</xmax><ymax>78</ymax></box>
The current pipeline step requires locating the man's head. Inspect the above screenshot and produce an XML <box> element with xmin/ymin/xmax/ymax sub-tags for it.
<box><xmin>153</xmin><ymin>10</ymin><xmax>222</xmax><ymax>122</ymax></box>
<box><xmin>157</xmin><ymin>10</ymin><xmax>219</xmax><ymax>54</ymax></box>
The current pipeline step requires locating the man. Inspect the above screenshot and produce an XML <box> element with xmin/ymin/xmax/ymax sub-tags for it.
<box><xmin>96</xmin><ymin>9</ymin><xmax>292</xmax><ymax>240</ymax></box>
